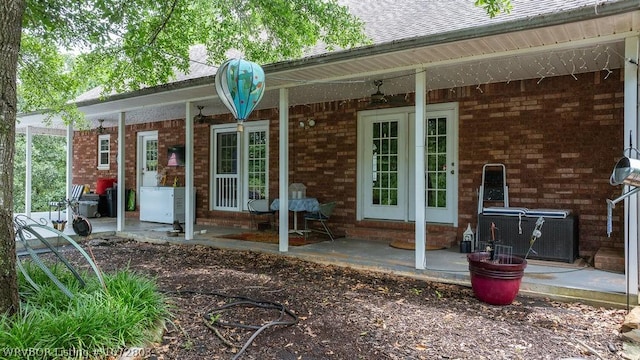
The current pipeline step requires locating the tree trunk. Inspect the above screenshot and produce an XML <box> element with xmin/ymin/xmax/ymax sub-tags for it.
<box><xmin>0</xmin><ymin>0</ymin><xmax>26</xmax><ymax>316</ymax></box>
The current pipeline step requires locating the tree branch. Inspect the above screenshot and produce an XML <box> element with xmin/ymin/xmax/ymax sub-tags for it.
<box><xmin>147</xmin><ymin>0</ymin><xmax>180</xmax><ymax>47</ymax></box>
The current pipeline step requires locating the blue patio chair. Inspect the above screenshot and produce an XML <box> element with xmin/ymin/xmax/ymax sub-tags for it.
<box><xmin>304</xmin><ymin>201</ymin><xmax>336</xmax><ymax>240</ymax></box>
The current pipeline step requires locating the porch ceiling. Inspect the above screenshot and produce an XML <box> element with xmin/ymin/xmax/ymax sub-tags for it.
<box><xmin>16</xmin><ymin>10</ymin><xmax>639</xmax><ymax>133</ymax></box>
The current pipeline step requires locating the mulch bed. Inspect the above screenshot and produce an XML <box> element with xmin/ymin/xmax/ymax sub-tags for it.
<box><xmin>36</xmin><ymin>237</ymin><xmax>627</xmax><ymax>359</ymax></box>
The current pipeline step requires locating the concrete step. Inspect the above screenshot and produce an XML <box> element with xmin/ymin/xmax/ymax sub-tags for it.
<box><xmin>594</xmin><ymin>247</ymin><xmax>625</xmax><ymax>273</ymax></box>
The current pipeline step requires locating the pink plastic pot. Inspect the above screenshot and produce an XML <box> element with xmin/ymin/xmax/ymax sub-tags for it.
<box><xmin>467</xmin><ymin>252</ymin><xmax>527</xmax><ymax>305</ymax></box>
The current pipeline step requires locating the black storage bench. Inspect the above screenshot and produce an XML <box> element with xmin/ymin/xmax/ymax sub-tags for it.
<box><xmin>477</xmin><ymin>209</ymin><xmax>578</xmax><ymax>263</ymax></box>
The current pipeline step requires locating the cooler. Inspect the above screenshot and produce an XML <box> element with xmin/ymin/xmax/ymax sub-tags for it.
<box><xmin>78</xmin><ymin>201</ymin><xmax>100</xmax><ymax>218</ymax></box>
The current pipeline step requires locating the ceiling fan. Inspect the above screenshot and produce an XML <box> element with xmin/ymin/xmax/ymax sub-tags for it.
<box><xmin>194</xmin><ymin>105</ymin><xmax>205</xmax><ymax>123</ymax></box>
<box><xmin>369</xmin><ymin>80</ymin><xmax>387</xmax><ymax>104</ymax></box>
<box><xmin>193</xmin><ymin>105</ymin><xmax>225</xmax><ymax>125</ymax></box>
<box><xmin>368</xmin><ymin>80</ymin><xmax>408</xmax><ymax>106</ymax></box>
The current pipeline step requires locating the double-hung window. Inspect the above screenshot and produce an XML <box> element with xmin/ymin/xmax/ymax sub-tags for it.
<box><xmin>97</xmin><ymin>134</ymin><xmax>110</xmax><ymax>170</ymax></box>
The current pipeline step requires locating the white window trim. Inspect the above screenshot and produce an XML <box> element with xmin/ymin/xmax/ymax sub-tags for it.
<box><xmin>97</xmin><ymin>134</ymin><xmax>110</xmax><ymax>170</ymax></box>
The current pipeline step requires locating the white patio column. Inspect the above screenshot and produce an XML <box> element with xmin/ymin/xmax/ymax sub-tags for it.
<box><xmin>414</xmin><ymin>69</ymin><xmax>427</xmax><ymax>270</ymax></box>
<box><xmin>24</xmin><ymin>125</ymin><xmax>32</xmax><ymax>217</ymax></box>
<box><xmin>624</xmin><ymin>36</ymin><xmax>639</xmax><ymax>300</ymax></box>
<box><xmin>184</xmin><ymin>102</ymin><xmax>195</xmax><ymax>240</ymax></box>
<box><xmin>279</xmin><ymin>88</ymin><xmax>290</xmax><ymax>252</ymax></box>
<box><xmin>116</xmin><ymin>112</ymin><xmax>126</xmax><ymax>231</ymax></box>
<box><xmin>65</xmin><ymin>121</ymin><xmax>73</xmax><ymax>222</ymax></box>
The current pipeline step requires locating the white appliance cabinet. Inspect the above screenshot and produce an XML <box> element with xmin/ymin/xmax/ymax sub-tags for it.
<box><xmin>140</xmin><ymin>187</ymin><xmax>186</xmax><ymax>224</ymax></box>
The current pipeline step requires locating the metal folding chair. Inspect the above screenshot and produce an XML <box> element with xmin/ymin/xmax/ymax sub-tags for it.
<box><xmin>247</xmin><ymin>199</ymin><xmax>276</xmax><ymax>230</ymax></box>
<box><xmin>304</xmin><ymin>201</ymin><xmax>336</xmax><ymax>240</ymax></box>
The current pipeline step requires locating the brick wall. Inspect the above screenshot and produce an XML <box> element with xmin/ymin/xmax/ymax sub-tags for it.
<box><xmin>73</xmin><ymin>69</ymin><xmax>625</xmax><ymax>257</ymax></box>
<box><xmin>453</xmin><ymin>71</ymin><xmax>624</xmax><ymax>256</ymax></box>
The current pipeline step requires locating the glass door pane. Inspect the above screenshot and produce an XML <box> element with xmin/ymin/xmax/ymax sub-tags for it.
<box><xmin>372</xmin><ymin>121</ymin><xmax>399</xmax><ymax>205</ymax></box>
<box><xmin>247</xmin><ymin>130</ymin><xmax>267</xmax><ymax>200</ymax></box>
<box><xmin>145</xmin><ymin>139</ymin><xmax>158</xmax><ymax>172</ymax></box>
<box><xmin>426</xmin><ymin>117</ymin><xmax>447</xmax><ymax>208</ymax></box>
<box><xmin>140</xmin><ymin>133</ymin><xmax>158</xmax><ymax>187</ymax></box>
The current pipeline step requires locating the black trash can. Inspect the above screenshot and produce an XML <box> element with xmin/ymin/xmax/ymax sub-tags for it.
<box><xmin>106</xmin><ymin>187</ymin><xmax>117</xmax><ymax>217</ymax></box>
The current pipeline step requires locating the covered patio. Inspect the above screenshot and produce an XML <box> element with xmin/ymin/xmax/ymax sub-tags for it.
<box><xmin>14</xmin><ymin>1</ymin><xmax>640</xmax><ymax>306</ymax></box>
<box><xmin>16</xmin><ymin>212</ymin><xmax>628</xmax><ymax>308</ymax></box>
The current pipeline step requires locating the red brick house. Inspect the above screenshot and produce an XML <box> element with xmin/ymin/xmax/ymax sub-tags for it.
<box><xmin>16</xmin><ymin>1</ymin><xmax>640</xmax><ymax>283</ymax></box>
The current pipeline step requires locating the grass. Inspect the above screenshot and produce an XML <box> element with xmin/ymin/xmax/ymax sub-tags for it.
<box><xmin>0</xmin><ymin>261</ymin><xmax>170</xmax><ymax>359</ymax></box>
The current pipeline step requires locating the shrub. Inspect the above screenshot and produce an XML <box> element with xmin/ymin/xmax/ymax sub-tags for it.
<box><xmin>0</xmin><ymin>261</ymin><xmax>170</xmax><ymax>359</ymax></box>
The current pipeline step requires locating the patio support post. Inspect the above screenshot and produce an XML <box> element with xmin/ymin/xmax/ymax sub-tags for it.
<box><xmin>278</xmin><ymin>88</ymin><xmax>290</xmax><ymax>252</ymax></box>
<box><xmin>185</xmin><ymin>102</ymin><xmax>194</xmax><ymax>240</ymax></box>
<box><xmin>116</xmin><ymin>112</ymin><xmax>126</xmax><ymax>231</ymax></box>
<box><xmin>415</xmin><ymin>68</ymin><xmax>427</xmax><ymax>270</ymax></box>
<box><xmin>65</xmin><ymin>121</ymin><xmax>73</xmax><ymax>222</ymax></box>
<box><xmin>624</xmin><ymin>36</ymin><xmax>639</xmax><ymax>300</ymax></box>
<box><xmin>25</xmin><ymin>125</ymin><xmax>32</xmax><ymax>217</ymax></box>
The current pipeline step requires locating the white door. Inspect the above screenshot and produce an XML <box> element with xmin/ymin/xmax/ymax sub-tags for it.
<box><xmin>361</xmin><ymin>112</ymin><xmax>408</xmax><ymax>220</ymax></box>
<box><xmin>211</xmin><ymin>121</ymin><xmax>270</xmax><ymax>211</ymax></box>
<box><xmin>358</xmin><ymin>104</ymin><xmax>458</xmax><ymax>224</ymax></box>
<box><xmin>409</xmin><ymin>104</ymin><xmax>458</xmax><ymax>224</ymax></box>
<box><xmin>212</xmin><ymin>129</ymin><xmax>239</xmax><ymax>210</ymax></box>
<box><xmin>138</xmin><ymin>131</ymin><xmax>159</xmax><ymax>187</ymax></box>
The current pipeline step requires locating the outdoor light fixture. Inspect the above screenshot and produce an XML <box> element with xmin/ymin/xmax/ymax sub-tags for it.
<box><xmin>299</xmin><ymin>118</ymin><xmax>316</xmax><ymax>129</ymax></box>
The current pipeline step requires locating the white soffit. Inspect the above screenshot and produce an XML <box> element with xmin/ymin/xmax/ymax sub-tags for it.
<box><xmin>268</xmin><ymin>12</ymin><xmax>637</xmax><ymax>87</ymax></box>
<box><xmin>16</xmin><ymin>11</ymin><xmax>639</xmax><ymax>131</ymax></box>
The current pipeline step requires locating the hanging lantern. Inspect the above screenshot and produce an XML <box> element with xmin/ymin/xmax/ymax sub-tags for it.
<box><xmin>215</xmin><ymin>58</ymin><xmax>265</xmax><ymax>132</ymax></box>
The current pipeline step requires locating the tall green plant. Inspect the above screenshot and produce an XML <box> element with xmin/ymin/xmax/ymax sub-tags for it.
<box><xmin>1</xmin><ymin>262</ymin><xmax>169</xmax><ymax>358</ymax></box>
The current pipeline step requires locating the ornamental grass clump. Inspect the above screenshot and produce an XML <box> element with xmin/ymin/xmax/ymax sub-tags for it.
<box><xmin>0</xmin><ymin>261</ymin><xmax>170</xmax><ymax>359</ymax></box>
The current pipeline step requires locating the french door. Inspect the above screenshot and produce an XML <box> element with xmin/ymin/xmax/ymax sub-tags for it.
<box><xmin>358</xmin><ymin>104</ymin><xmax>458</xmax><ymax>224</ymax></box>
<box><xmin>211</xmin><ymin>121</ymin><xmax>269</xmax><ymax>211</ymax></box>
<box><xmin>408</xmin><ymin>105</ymin><xmax>458</xmax><ymax>224</ymax></box>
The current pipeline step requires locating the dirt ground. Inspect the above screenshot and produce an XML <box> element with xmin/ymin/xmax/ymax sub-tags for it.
<box><xmin>43</xmin><ymin>237</ymin><xmax>626</xmax><ymax>360</ymax></box>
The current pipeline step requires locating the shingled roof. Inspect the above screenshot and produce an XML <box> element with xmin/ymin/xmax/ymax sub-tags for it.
<box><xmin>342</xmin><ymin>0</ymin><xmax>615</xmax><ymax>47</ymax></box>
<box><xmin>75</xmin><ymin>0</ymin><xmax>629</xmax><ymax>103</ymax></box>
<box><xmin>13</xmin><ymin>0</ymin><xmax>627</xmax><ymax>134</ymax></box>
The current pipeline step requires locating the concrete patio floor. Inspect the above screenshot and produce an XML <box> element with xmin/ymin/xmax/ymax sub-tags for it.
<box><xmin>16</xmin><ymin>211</ymin><xmax>633</xmax><ymax>308</ymax></box>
